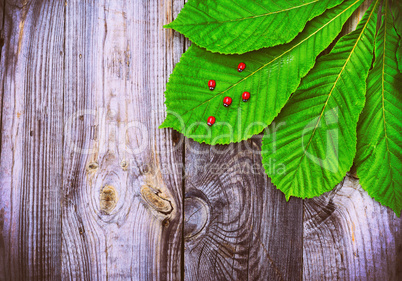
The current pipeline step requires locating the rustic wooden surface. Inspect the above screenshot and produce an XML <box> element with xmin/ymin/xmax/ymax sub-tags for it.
<box><xmin>184</xmin><ymin>139</ymin><xmax>303</xmax><ymax>281</ymax></box>
<box><xmin>0</xmin><ymin>0</ymin><xmax>401</xmax><ymax>280</ymax></box>
<box><xmin>0</xmin><ymin>1</ymin><xmax>64</xmax><ymax>280</ymax></box>
<box><xmin>61</xmin><ymin>0</ymin><xmax>183</xmax><ymax>280</ymax></box>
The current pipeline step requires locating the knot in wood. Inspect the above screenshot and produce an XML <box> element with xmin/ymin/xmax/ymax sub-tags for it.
<box><xmin>100</xmin><ymin>185</ymin><xmax>118</xmax><ymax>214</ymax></box>
<box><xmin>120</xmin><ymin>160</ymin><xmax>128</xmax><ymax>170</ymax></box>
<box><xmin>140</xmin><ymin>185</ymin><xmax>173</xmax><ymax>215</ymax></box>
<box><xmin>88</xmin><ymin>162</ymin><xmax>98</xmax><ymax>170</ymax></box>
<box><xmin>184</xmin><ymin>197</ymin><xmax>209</xmax><ymax>240</ymax></box>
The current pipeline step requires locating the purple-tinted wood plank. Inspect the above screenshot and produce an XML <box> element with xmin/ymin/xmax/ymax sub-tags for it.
<box><xmin>0</xmin><ymin>1</ymin><xmax>64</xmax><ymax>279</ymax></box>
<box><xmin>183</xmin><ymin>138</ymin><xmax>303</xmax><ymax>281</ymax></box>
<box><xmin>61</xmin><ymin>0</ymin><xmax>184</xmax><ymax>280</ymax></box>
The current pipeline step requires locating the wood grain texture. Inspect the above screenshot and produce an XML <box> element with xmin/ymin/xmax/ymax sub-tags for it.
<box><xmin>183</xmin><ymin>138</ymin><xmax>303</xmax><ymax>281</ymax></box>
<box><xmin>1</xmin><ymin>0</ymin><xmax>401</xmax><ymax>280</ymax></box>
<box><xmin>61</xmin><ymin>0</ymin><xmax>184</xmax><ymax>280</ymax></box>
<box><xmin>0</xmin><ymin>0</ymin><xmax>4</xmax><ymax>142</ymax></box>
<box><xmin>0</xmin><ymin>0</ymin><xmax>64</xmax><ymax>279</ymax></box>
<box><xmin>0</xmin><ymin>0</ymin><xmax>4</xmax><ymax>47</ymax></box>
<box><xmin>304</xmin><ymin>176</ymin><xmax>402</xmax><ymax>280</ymax></box>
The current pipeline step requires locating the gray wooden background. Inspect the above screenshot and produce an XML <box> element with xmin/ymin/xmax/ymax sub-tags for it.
<box><xmin>0</xmin><ymin>0</ymin><xmax>401</xmax><ymax>280</ymax></box>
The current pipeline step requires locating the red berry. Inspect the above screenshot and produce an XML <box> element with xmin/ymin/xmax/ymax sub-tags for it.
<box><xmin>238</xmin><ymin>62</ymin><xmax>246</xmax><ymax>72</ymax></box>
<box><xmin>242</xmin><ymin>92</ymin><xmax>250</xmax><ymax>102</ymax></box>
<box><xmin>208</xmin><ymin>80</ymin><xmax>216</xmax><ymax>90</ymax></box>
<box><xmin>207</xmin><ymin>116</ymin><xmax>216</xmax><ymax>126</ymax></box>
<box><xmin>223</xmin><ymin>97</ymin><xmax>232</xmax><ymax>107</ymax></box>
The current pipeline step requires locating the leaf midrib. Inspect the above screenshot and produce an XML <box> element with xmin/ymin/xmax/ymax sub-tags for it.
<box><xmin>171</xmin><ymin>0</ymin><xmax>320</xmax><ymax>26</ymax></box>
<box><xmin>380</xmin><ymin>0</ymin><xmax>394</xmax><ymax>189</ymax></box>
<box><xmin>290</xmin><ymin>0</ymin><xmax>379</xmax><ymax>191</ymax></box>
<box><xmin>174</xmin><ymin>0</ymin><xmax>362</xmax><ymax>120</ymax></box>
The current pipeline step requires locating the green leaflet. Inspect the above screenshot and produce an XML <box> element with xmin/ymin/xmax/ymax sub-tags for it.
<box><xmin>165</xmin><ymin>0</ymin><xmax>344</xmax><ymax>54</ymax></box>
<box><xmin>261</xmin><ymin>0</ymin><xmax>380</xmax><ymax>199</ymax></box>
<box><xmin>356</xmin><ymin>0</ymin><xmax>402</xmax><ymax>216</ymax></box>
<box><xmin>160</xmin><ymin>0</ymin><xmax>364</xmax><ymax>145</ymax></box>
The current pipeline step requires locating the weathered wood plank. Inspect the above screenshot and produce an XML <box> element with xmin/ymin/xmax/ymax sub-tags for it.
<box><xmin>0</xmin><ymin>0</ymin><xmax>64</xmax><ymax>279</ymax></box>
<box><xmin>0</xmin><ymin>0</ymin><xmax>4</xmax><ymax>42</ymax></box>
<box><xmin>183</xmin><ymin>139</ymin><xmax>303</xmax><ymax>281</ymax></box>
<box><xmin>61</xmin><ymin>0</ymin><xmax>183</xmax><ymax>280</ymax></box>
<box><xmin>304</xmin><ymin>176</ymin><xmax>402</xmax><ymax>280</ymax></box>
<box><xmin>303</xmin><ymin>1</ymin><xmax>402</xmax><ymax>280</ymax></box>
<box><xmin>0</xmin><ymin>0</ymin><xmax>4</xmax><ymax>135</ymax></box>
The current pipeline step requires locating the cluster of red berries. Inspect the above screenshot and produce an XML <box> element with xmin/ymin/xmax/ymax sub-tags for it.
<box><xmin>207</xmin><ymin>62</ymin><xmax>250</xmax><ymax>126</ymax></box>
